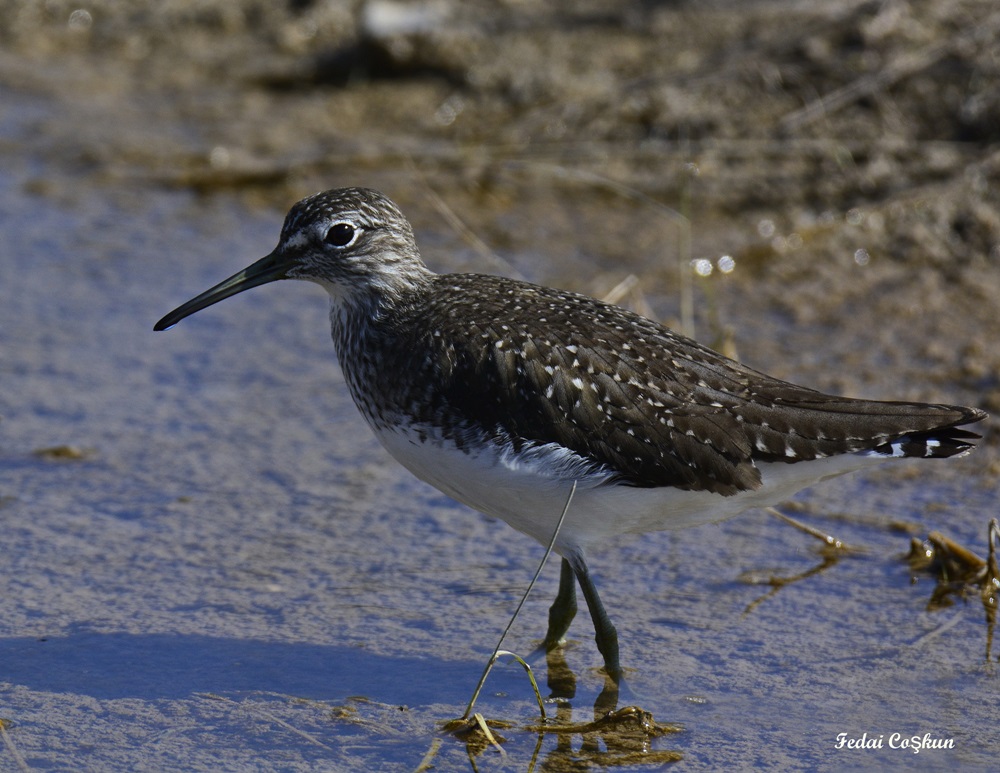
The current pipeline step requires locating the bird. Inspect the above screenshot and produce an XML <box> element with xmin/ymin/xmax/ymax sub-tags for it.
<box><xmin>155</xmin><ymin>187</ymin><xmax>987</xmax><ymax>683</ymax></box>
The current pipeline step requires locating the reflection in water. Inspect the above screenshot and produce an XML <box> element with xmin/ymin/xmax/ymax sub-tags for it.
<box><xmin>530</xmin><ymin>703</ymin><xmax>682</xmax><ymax>770</ymax></box>
<box><xmin>545</xmin><ymin>648</ymin><xmax>621</xmax><ymax>723</ymax></box>
<box><xmin>739</xmin><ymin>506</ymin><xmax>865</xmax><ymax>616</ymax></box>
<box><xmin>443</xmin><ymin>649</ymin><xmax>681</xmax><ymax>770</ymax></box>
<box><xmin>740</xmin><ymin>551</ymin><xmax>843</xmax><ymax>617</ymax></box>
<box><xmin>741</xmin><ymin>508</ymin><xmax>1000</xmax><ymax>662</ymax></box>
<box><xmin>543</xmin><ymin>644</ymin><xmax>576</xmax><ymax>702</ymax></box>
<box><xmin>908</xmin><ymin>518</ymin><xmax>1000</xmax><ymax>661</ymax></box>
<box><xmin>443</xmin><ymin>512</ymin><xmax>1000</xmax><ymax>769</ymax></box>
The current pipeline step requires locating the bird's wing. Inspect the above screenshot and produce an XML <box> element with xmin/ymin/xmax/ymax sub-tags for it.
<box><xmin>419</xmin><ymin>275</ymin><xmax>983</xmax><ymax>495</ymax></box>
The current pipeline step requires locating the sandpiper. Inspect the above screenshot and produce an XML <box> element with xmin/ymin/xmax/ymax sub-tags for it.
<box><xmin>156</xmin><ymin>187</ymin><xmax>986</xmax><ymax>682</ymax></box>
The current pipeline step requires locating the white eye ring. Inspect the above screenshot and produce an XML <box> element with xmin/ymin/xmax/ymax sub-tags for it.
<box><xmin>324</xmin><ymin>221</ymin><xmax>359</xmax><ymax>248</ymax></box>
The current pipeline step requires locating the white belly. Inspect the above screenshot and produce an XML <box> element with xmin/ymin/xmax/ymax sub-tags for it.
<box><xmin>372</xmin><ymin>424</ymin><xmax>885</xmax><ymax>556</ymax></box>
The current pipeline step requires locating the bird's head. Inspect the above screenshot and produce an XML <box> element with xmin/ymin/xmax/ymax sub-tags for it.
<box><xmin>154</xmin><ymin>187</ymin><xmax>430</xmax><ymax>331</ymax></box>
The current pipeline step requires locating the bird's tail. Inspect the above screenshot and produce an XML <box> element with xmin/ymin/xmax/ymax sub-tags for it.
<box><xmin>868</xmin><ymin>426</ymin><xmax>983</xmax><ymax>459</ymax></box>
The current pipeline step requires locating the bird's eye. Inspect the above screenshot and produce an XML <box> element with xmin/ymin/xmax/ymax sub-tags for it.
<box><xmin>324</xmin><ymin>222</ymin><xmax>358</xmax><ymax>247</ymax></box>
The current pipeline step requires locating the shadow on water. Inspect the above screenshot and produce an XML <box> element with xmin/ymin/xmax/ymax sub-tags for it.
<box><xmin>1</xmin><ymin>629</ymin><xmax>685</xmax><ymax>769</ymax></box>
<box><xmin>2</xmin><ymin>27</ymin><xmax>998</xmax><ymax>765</ymax></box>
<box><xmin>0</xmin><ymin>629</ymin><xmax>460</xmax><ymax>702</ymax></box>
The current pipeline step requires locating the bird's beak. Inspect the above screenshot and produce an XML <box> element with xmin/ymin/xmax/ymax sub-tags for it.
<box><xmin>154</xmin><ymin>249</ymin><xmax>293</xmax><ymax>331</ymax></box>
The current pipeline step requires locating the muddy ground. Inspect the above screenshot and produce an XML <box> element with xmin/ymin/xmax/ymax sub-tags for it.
<box><xmin>5</xmin><ymin>0</ymin><xmax>1000</xmax><ymax>406</ymax></box>
<box><xmin>1</xmin><ymin>0</ymin><xmax>998</xmax><ymax>770</ymax></box>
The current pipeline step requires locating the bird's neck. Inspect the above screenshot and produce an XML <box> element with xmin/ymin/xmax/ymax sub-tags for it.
<box><xmin>325</xmin><ymin>269</ymin><xmax>432</xmax><ymax>367</ymax></box>
<box><xmin>325</xmin><ymin>275</ymin><xmax>441</xmax><ymax>432</ymax></box>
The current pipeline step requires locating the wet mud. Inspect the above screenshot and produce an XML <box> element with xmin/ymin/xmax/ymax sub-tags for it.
<box><xmin>1</xmin><ymin>1</ymin><xmax>998</xmax><ymax>770</ymax></box>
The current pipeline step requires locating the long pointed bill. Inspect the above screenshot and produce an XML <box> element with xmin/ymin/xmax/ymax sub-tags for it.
<box><xmin>154</xmin><ymin>250</ymin><xmax>292</xmax><ymax>331</ymax></box>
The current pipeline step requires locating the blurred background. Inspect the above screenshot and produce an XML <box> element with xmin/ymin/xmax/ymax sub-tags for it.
<box><xmin>5</xmin><ymin>0</ymin><xmax>1000</xmax><ymax>392</ymax></box>
<box><xmin>1</xmin><ymin>1</ymin><xmax>998</xmax><ymax>770</ymax></box>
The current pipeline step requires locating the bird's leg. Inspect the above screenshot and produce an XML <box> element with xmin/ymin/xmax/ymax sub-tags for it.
<box><xmin>544</xmin><ymin>557</ymin><xmax>578</xmax><ymax>650</ymax></box>
<box><xmin>568</xmin><ymin>552</ymin><xmax>622</xmax><ymax>683</ymax></box>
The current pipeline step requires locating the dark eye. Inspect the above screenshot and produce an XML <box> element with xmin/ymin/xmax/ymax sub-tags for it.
<box><xmin>325</xmin><ymin>222</ymin><xmax>357</xmax><ymax>247</ymax></box>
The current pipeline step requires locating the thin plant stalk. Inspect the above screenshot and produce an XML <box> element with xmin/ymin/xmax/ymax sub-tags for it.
<box><xmin>462</xmin><ymin>481</ymin><xmax>578</xmax><ymax>719</ymax></box>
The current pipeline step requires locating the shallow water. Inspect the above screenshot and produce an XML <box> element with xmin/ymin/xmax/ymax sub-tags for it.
<box><xmin>1</xmin><ymin>73</ymin><xmax>998</xmax><ymax>773</ymax></box>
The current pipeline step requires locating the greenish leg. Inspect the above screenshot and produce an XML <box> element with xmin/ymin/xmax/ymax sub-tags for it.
<box><xmin>544</xmin><ymin>557</ymin><xmax>578</xmax><ymax>649</ymax></box>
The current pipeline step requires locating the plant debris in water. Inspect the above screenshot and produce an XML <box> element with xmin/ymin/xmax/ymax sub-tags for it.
<box><xmin>32</xmin><ymin>444</ymin><xmax>95</xmax><ymax>461</ymax></box>
<box><xmin>533</xmin><ymin>705</ymin><xmax>683</xmax><ymax>768</ymax></box>
<box><xmin>443</xmin><ymin>713</ymin><xmax>512</xmax><ymax>757</ymax></box>
<box><xmin>907</xmin><ymin>519</ymin><xmax>1000</xmax><ymax>659</ymax></box>
<box><xmin>739</xmin><ymin>506</ymin><xmax>865</xmax><ymax>615</ymax></box>
<box><xmin>442</xmin><ymin>704</ymin><xmax>682</xmax><ymax>768</ymax></box>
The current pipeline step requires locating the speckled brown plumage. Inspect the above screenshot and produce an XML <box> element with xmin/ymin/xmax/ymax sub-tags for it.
<box><xmin>155</xmin><ymin>186</ymin><xmax>988</xmax><ymax>684</ymax></box>
<box><xmin>337</xmin><ymin>270</ymin><xmax>982</xmax><ymax>497</ymax></box>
